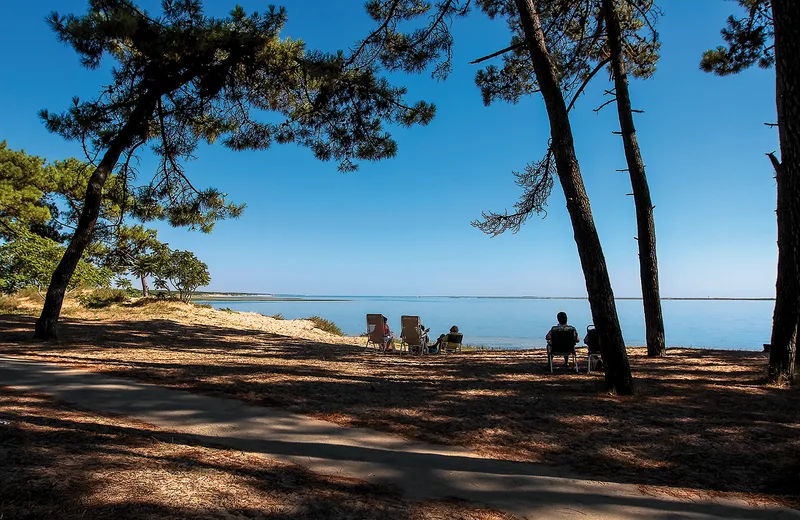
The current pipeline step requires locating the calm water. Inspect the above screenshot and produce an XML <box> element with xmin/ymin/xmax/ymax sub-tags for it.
<box><xmin>195</xmin><ymin>296</ymin><xmax>774</xmax><ymax>351</ymax></box>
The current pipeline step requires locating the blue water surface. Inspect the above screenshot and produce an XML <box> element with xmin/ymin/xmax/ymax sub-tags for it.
<box><xmin>195</xmin><ymin>296</ymin><xmax>774</xmax><ymax>351</ymax></box>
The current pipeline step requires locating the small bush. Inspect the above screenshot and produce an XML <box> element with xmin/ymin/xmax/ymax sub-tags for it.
<box><xmin>129</xmin><ymin>297</ymin><xmax>176</xmax><ymax>307</ymax></box>
<box><xmin>77</xmin><ymin>288</ymin><xmax>130</xmax><ymax>309</ymax></box>
<box><xmin>270</xmin><ymin>313</ymin><xmax>285</xmax><ymax>320</ymax></box>
<box><xmin>307</xmin><ymin>315</ymin><xmax>343</xmax><ymax>336</ymax></box>
<box><xmin>219</xmin><ymin>307</ymin><xmax>236</xmax><ymax>313</ymax></box>
<box><xmin>193</xmin><ymin>302</ymin><xmax>213</xmax><ymax>309</ymax></box>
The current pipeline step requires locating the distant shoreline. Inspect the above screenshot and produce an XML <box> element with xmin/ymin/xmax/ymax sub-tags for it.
<box><xmin>192</xmin><ymin>295</ymin><xmax>349</xmax><ymax>302</ymax></box>
<box><xmin>192</xmin><ymin>293</ymin><xmax>774</xmax><ymax>302</ymax></box>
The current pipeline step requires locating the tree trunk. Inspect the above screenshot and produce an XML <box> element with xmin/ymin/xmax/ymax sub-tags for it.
<box><xmin>34</xmin><ymin>146</ymin><xmax>126</xmax><ymax>340</ymax></box>
<box><xmin>141</xmin><ymin>274</ymin><xmax>149</xmax><ymax>298</ymax></box>
<box><xmin>513</xmin><ymin>0</ymin><xmax>633</xmax><ymax>394</ymax></box>
<box><xmin>768</xmin><ymin>0</ymin><xmax>800</xmax><ymax>383</ymax></box>
<box><xmin>34</xmin><ymin>101</ymin><xmax>154</xmax><ymax>340</ymax></box>
<box><xmin>602</xmin><ymin>0</ymin><xmax>666</xmax><ymax>357</ymax></box>
<box><xmin>769</xmin><ymin>226</ymin><xmax>798</xmax><ymax>381</ymax></box>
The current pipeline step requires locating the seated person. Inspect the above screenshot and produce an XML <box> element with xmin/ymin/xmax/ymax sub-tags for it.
<box><xmin>431</xmin><ymin>325</ymin><xmax>460</xmax><ymax>352</ymax></box>
<box><xmin>584</xmin><ymin>326</ymin><xmax>604</xmax><ymax>370</ymax></box>
<box><xmin>545</xmin><ymin>312</ymin><xmax>579</xmax><ymax>365</ymax></box>
<box><xmin>419</xmin><ymin>322</ymin><xmax>431</xmax><ymax>344</ymax></box>
<box><xmin>383</xmin><ymin>316</ymin><xmax>395</xmax><ymax>351</ymax></box>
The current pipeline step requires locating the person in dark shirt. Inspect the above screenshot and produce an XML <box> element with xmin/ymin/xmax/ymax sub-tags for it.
<box><xmin>545</xmin><ymin>312</ymin><xmax>579</xmax><ymax>365</ymax></box>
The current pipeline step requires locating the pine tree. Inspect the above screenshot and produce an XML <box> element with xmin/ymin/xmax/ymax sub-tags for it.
<box><xmin>507</xmin><ymin>0</ymin><xmax>633</xmax><ymax>393</ymax></box>
<box><xmin>600</xmin><ymin>0</ymin><xmax>665</xmax><ymax>357</ymax></box>
<box><xmin>702</xmin><ymin>0</ymin><xmax>800</xmax><ymax>384</ymax></box>
<box><xmin>34</xmin><ymin>0</ymin><xmax>435</xmax><ymax>339</ymax></box>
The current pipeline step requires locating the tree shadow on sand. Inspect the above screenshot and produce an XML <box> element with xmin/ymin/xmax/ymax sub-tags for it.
<box><xmin>1</xmin><ymin>314</ymin><xmax>799</xmax><ymax>509</ymax></box>
<box><xmin>1</xmin><ymin>386</ymin><xmax>521</xmax><ymax>519</ymax></box>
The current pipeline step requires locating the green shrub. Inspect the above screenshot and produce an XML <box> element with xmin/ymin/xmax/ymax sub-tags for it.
<box><xmin>270</xmin><ymin>313</ymin><xmax>285</xmax><ymax>320</ymax></box>
<box><xmin>193</xmin><ymin>302</ymin><xmax>213</xmax><ymax>309</ymax></box>
<box><xmin>307</xmin><ymin>315</ymin><xmax>343</xmax><ymax>336</ymax></box>
<box><xmin>77</xmin><ymin>288</ymin><xmax>130</xmax><ymax>309</ymax></box>
<box><xmin>219</xmin><ymin>307</ymin><xmax>236</xmax><ymax>313</ymax></box>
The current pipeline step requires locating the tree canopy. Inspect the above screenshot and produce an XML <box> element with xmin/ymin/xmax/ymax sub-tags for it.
<box><xmin>43</xmin><ymin>0</ymin><xmax>436</xmax><ymax>202</ymax></box>
<box><xmin>0</xmin><ymin>141</ymin><xmax>53</xmax><ymax>239</ymax></box>
<box><xmin>0</xmin><ymin>229</ymin><xmax>112</xmax><ymax>296</ymax></box>
<box><xmin>701</xmin><ymin>0</ymin><xmax>774</xmax><ymax>75</ymax></box>
<box><xmin>148</xmin><ymin>247</ymin><xmax>210</xmax><ymax>301</ymax></box>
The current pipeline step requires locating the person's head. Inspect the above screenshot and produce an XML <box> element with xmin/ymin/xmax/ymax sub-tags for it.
<box><xmin>557</xmin><ymin>312</ymin><xmax>568</xmax><ymax>325</ymax></box>
<box><xmin>450</xmin><ymin>325</ymin><xmax>459</xmax><ymax>333</ymax></box>
<box><xmin>383</xmin><ymin>316</ymin><xmax>388</xmax><ymax>323</ymax></box>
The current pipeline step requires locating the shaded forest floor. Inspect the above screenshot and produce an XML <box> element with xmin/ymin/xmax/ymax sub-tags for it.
<box><xmin>2</xmin><ymin>303</ymin><xmax>798</xmax><ymax>510</ymax></box>
<box><xmin>0</xmin><ymin>386</ymin><xmax>512</xmax><ymax>519</ymax></box>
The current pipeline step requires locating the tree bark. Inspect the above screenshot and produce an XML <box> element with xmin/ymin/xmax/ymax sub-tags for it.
<box><xmin>767</xmin><ymin>0</ymin><xmax>800</xmax><ymax>383</ymax></box>
<box><xmin>34</xmin><ymin>101</ymin><xmax>155</xmax><ymax>340</ymax></box>
<box><xmin>513</xmin><ymin>0</ymin><xmax>633</xmax><ymax>394</ymax></box>
<box><xmin>769</xmin><ymin>221</ymin><xmax>798</xmax><ymax>381</ymax></box>
<box><xmin>602</xmin><ymin>0</ymin><xmax>666</xmax><ymax>357</ymax></box>
<box><xmin>141</xmin><ymin>274</ymin><xmax>149</xmax><ymax>298</ymax></box>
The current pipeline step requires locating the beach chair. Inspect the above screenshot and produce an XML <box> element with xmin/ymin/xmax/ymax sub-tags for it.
<box><xmin>365</xmin><ymin>314</ymin><xmax>387</xmax><ymax>352</ymax></box>
<box><xmin>585</xmin><ymin>325</ymin><xmax>603</xmax><ymax>373</ymax></box>
<box><xmin>400</xmin><ymin>315</ymin><xmax>428</xmax><ymax>355</ymax></box>
<box><xmin>442</xmin><ymin>333</ymin><xmax>463</xmax><ymax>354</ymax></box>
<box><xmin>547</xmin><ymin>328</ymin><xmax>578</xmax><ymax>373</ymax></box>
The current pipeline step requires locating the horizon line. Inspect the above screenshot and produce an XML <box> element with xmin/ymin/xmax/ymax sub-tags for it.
<box><xmin>199</xmin><ymin>292</ymin><xmax>775</xmax><ymax>301</ymax></box>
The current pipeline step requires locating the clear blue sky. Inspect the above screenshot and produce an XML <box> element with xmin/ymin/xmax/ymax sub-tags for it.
<box><xmin>0</xmin><ymin>1</ymin><xmax>778</xmax><ymax>297</ymax></box>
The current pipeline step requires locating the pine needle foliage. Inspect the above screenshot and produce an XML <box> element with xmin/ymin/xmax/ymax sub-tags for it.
<box><xmin>701</xmin><ymin>0</ymin><xmax>774</xmax><ymax>75</ymax></box>
<box><xmin>41</xmin><ymin>0</ymin><xmax>437</xmax><ymax>229</ymax></box>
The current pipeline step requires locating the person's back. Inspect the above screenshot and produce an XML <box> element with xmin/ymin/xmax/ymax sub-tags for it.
<box><xmin>549</xmin><ymin>323</ymin><xmax>578</xmax><ymax>338</ymax></box>
<box><xmin>546</xmin><ymin>311</ymin><xmax>579</xmax><ymax>365</ymax></box>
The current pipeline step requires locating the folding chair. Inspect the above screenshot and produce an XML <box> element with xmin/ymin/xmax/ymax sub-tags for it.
<box><xmin>400</xmin><ymin>315</ymin><xmax>429</xmax><ymax>355</ymax></box>
<box><xmin>585</xmin><ymin>325</ymin><xmax>603</xmax><ymax>373</ymax></box>
<box><xmin>365</xmin><ymin>314</ymin><xmax>387</xmax><ymax>352</ymax></box>
<box><xmin>547</xmin><ymin>328</ymin><xmax>578</xmax><ymax>373</ymax></box>
<box><xmin>443</xmin><ymin>333</ymin><xmax>463</xmax><ymax>354</ymax></box>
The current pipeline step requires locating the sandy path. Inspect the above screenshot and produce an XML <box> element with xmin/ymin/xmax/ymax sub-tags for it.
<box><xmin>2</xmin><ymin>355</ymin><xmax>798</xmax><ymax>520</ymax></box>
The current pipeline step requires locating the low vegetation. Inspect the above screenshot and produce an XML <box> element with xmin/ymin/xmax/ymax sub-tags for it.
<box><xmin>0</xmin><ymin>295</ymin><xmax>22</xmax><ymax>313</ymax></box>
<box><xmin>77</xmin><ymin>288</ymin><xmax>131</xmax><ymax>309</ymax></box>
<box><xmin>307</xmin><ymin>315</ymin><xmax>343</xmax><ymax>336</ymax></box>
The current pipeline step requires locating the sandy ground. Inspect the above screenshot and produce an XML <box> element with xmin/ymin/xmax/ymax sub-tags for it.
<box><xmin>17</xmin><ymin>294</ymin><xmax>366</xmax><ymax>347</ymax></box>
<box><xmin>0</xmin><ymin>386</ymin><xmax>513</xmax><ymax>519</ymax></box>
<box><xmin>2</xmin><ymin>294</ymin><xmax>799</xmax><ymax>510</ymax></box>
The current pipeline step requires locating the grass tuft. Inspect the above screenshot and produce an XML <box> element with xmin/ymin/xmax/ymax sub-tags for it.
<box><xmin>307</xmin><ymin>315</ymin><xmax>343</xmax><ymax>336</ymax></box>
<box><xmin>270</xmin><ymin>313</ymin><xmax>285</xmax><ymax>320</ymax></box>
<box><xmin>77</xmin><ymin>288</ymin><xmax>130</xmax><ymax>309</ymax></box>
<box><xmin>0</xmin><ymin>295</ymin><xmax>22</xmax><ymax>313</ymax></box>
<box><xmin>16</xmin><ymin>287</ymin><xmax>42</xmax><ymax>300</ymax></box>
